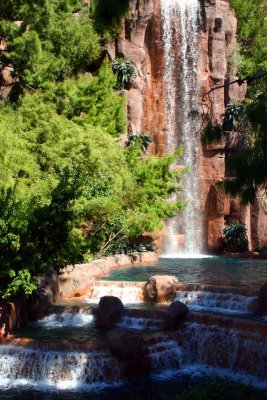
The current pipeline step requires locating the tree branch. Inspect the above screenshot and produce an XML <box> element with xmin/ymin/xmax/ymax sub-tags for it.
<box><xmin>203</xmin><ymin>71</ymin><xmax>267</xmax><ymax>97</ymax></box>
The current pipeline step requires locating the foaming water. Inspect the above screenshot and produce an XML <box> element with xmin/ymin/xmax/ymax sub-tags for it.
<box><xmin>161</xmin><ymin>0</ymin><xmax>203</xmax><ymax>256</ymax></box>
<box><xmin>33</xmin><ymin>313</ymin><xmax>94</xmax><ymax>328</ymax></box>
<box><xmin>159</xmin><ymin>254</ymin><xmax>215</xmax><ymax>259</ymax></box>
<box><xmin>175</xmin><ymin>291</ymin><xmax>257</xmax><ymax>315</ymax></box>
<box><xmin>87</xmin><ymin>285</ymin><xmax>143</xmax><ymax>304</ymax></box>
<box><xmin>178</xmin><ymin>322</ymin><xmax>267</xmax><ymax>383</ymax></box>
<box><xmin>118</xmin><ymin>317</ymin><xmax>163</xmax><ymax>331</ymax></box>
<box><xmin>0</xmin><ymin>345</ymin><xmax>121</xmax><ymax>390</ymax></box>
<box><xmin>148</xmin><ymin>322</ymin><xmax>267</xmax><ymax>389</ymax></box>
<box><xmin>152</xmin><ymin>364</ymin><xmax>267</xmax><ymax>391</ymax></box>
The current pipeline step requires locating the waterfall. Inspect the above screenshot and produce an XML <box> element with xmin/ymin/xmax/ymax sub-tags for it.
<box><xmin>175</xmin><ymin>290</ymin><xmax>257</xmax><ymax>315</ymax></box>
<box><xmin>87</xmin><ymin>282</ymin><xmax>143</xmax><ymax>304</ymax></box>
<box><xmin>161</xmin><ymin>0</ymin><xmax>203</xmax><ymax>256</ymax></box>
<box><xmin>0</xmin><ymin>344</ymin><xmax>121</xmax><ymax>390</ymax></box>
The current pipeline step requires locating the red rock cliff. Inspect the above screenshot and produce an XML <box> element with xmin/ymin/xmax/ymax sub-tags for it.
<box><xmin>108</xmin><ymin>0</ymin><xmax>267</xmax><ymax>252</ymax></box>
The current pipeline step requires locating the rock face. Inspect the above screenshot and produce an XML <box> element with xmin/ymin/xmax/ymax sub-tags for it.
<box><xmin>164</xmin><ymin>301</ymin><xmax>189</xmax><ymax>331</ymax></box>
<box><xmin>96</xmin><ymin>296</ymin><xmax>125</xmax><ymax>327</ymax></box>
<box><xmin>0</xmin><ymin>296</ymin><xmax>28</xmax><ymax>338</ymax></box>
<box><xmin>144</xmin><ymin>275</ymin><xmax>179</xmax><ymax>303</ymax></box>
<box><xmin>0</xmin><ymin>302</ymin><xmax>10</xmax><ymax>340</ymax></box>
<box><xmin>112</xmin><ymin>0</ymin><xmax>267</xmax><ymax>251</ymax></box>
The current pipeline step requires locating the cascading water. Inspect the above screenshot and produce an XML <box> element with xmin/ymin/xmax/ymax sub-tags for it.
<box><xmin>175</xmin><ymin>290</ymin><xmax>257</xmax><ymax>315</ymax></box>
<box><xmin>0</xmin><ymin>344</ymin><xmax>121</xmax><ymax>390</ymax></box>
<box><xmin>87</xmin><ymin>282</ymin><xmax>143</xmax><ymax>304</ymax></box>
<box><xmin>161</xmin><ymin>0</ymin><xmax>203</xmax><ymax>256</ymax></box>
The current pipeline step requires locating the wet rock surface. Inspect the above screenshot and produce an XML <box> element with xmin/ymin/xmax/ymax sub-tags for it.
<box><xmin>96</xmin><ymin>296</ymin><xmax>125</xmax><ymax>327</ymax></box>
<box><xmin>106</xmin><ymin>327</ymin><xmax>149</xmax><ymax>378</ymax></box>
<box><xmin>144</xmin><ymin>275</ymin><xmax>179</xmax><ymax>303</ymax></box>
<box><xmin>165</xmin><ymin>301</ymin><xmax>189</xmax><ymax>331</ymax></box>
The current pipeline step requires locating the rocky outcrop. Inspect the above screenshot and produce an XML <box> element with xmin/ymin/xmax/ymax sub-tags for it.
<box><xmin>96</xmin><ymin>296</ymin><xmax>125</xmax><ymax>327</ymax></box>
<box><xmin>0</xmin><ymin>302</ymin><xmax>10</xmax><ymax>340</ymax></box>
<box><xmin>0</xmin><ymin>296</ymin><xmax>28</xmax><ymax>338</ymax></box>
<box><xmin>144</xmin><ymin>275</ymin><xmax>179</xmax><ymax>303</ymax></box>
<box><xmin>164</xmin><ymin>301</ymin><xmax>189</xmax><ymax>331</ymax></box>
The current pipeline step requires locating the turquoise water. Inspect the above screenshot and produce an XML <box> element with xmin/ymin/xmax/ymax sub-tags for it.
<box><xmin>101</xmin><ymin>257</ymin><xmax>267</xmax><ymax>288</ymax></box>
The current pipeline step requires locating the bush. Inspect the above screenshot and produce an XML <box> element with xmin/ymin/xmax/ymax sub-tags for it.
<box><xmin>112</xmin><ymin>57</ymin><xmax>137</xmax><ymax>89</ymax></box>
<box><xmin>223</xmin><ymin>222</ymin><xmax>249</xmax><ymax>252</ymax></box>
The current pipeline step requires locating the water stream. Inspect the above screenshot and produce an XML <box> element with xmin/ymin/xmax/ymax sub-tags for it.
<box><xmin>161</xmin><ymin>0</ymin><xmax>203</xmax><ymax>256</ymax></box>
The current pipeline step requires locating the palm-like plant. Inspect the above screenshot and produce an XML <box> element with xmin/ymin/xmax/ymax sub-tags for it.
<box><xmin>126</xmin><ymin>134</ymin><xmax>153</xmax><ymax>152</ymax></box>
<box><xmin>223</xmin><ymin>222</ymin><xmax>249</xmax><ymax>252</ymax></box>
<box><xmin>112</xmin><ymin>57</ymin><xmax>137</xmax><ymax>89</ymax></box>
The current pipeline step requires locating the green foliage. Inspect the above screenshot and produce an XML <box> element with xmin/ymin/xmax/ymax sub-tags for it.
<box><xmin>112</xmin><ymin>57</ymin><xmax>137</xmax><ymax>89</ymax></box>
<box><xmin>177</xmin><ymin>379</ymin><xmax>261</xmax><ymax>400</ymax></box>
<box><xmin>126</xmin><ymin>134</ymin><xmax>153</xmax><ymax>152</ymax></box>
<box><xmin>0</xmin><ymin>92</ymin><xmax>184</xmax><ymax>296</ymax></box>
<box><xmin>93</xmin><ymin>0</ymin><xmax>129</xmax><ymax>40</ymax></box>
<box><xmin>229</xmin><ymin>0</ymin><xmax>267</xmax><ymax>75</ymax></box>
<box><xmin>4</xmin><ymin>270</ymin><xmax>37</xmax><ymax>299</ymax></box>
<box><xmin>223</xmin><ymin>222</ymin><xmax>249</xmax><ymax>252</ymax></box>
<box><xmin>0</xmin><ymin>1</ymin><xmax>101</xmax><ymax>87</ymax></box>
<box><xmin>43</xmin><ymin>60</ymin><xmax>126</xmax><ymax>136</ymax></box>
<box><xmin>0</xmin><ymin>0</ymin><xmax>184</xmax><ymax>299</ymax></box>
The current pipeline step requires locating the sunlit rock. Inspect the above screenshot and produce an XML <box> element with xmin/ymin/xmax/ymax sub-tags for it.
<box><xmin>144</xmin><ymin>275</ymin><xmax>179</xmax><ymax>303</ymax></box>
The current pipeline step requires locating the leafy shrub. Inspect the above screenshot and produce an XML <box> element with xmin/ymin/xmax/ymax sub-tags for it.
<box><xmin>223</xmin><ymin>222</ymin><xmax>249</xmax><ymax>252</ymax></box>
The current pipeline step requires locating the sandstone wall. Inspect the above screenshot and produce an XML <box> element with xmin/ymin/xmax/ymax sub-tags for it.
<box><xmin>112</xmin><ymin>0</ymin><xmax>267</xmax><ymax>252</ymax></box>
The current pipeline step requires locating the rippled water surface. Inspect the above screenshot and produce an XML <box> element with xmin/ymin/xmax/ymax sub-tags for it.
<box><xmin>101</xmin><ymin>257</ymin><xmax>267</xmax><ymax>288</ymax></box>
<box><xmin>0</xmin><ymin>376</ymin><xmax>265</xmax><ymax>400</ymax></box>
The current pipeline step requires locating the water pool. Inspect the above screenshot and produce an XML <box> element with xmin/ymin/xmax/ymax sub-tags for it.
<box><xmin>100</xmin><ymin>257</ymin><xmax>267</xmax><ymax>288</ymax></box>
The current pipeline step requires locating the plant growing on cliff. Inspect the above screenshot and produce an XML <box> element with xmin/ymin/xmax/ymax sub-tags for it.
<box><xmin>112</xmin><ymin>57</ymin><xmax>137</xmax><ymax>89</ymax></box>
<box><xmin>126</xmin><ymin>134</ymin><xmax>153</xmax><ymax>152</ymax></box>
<box><xmin>223</xmin><ymin>222</ymin><xmax>249</xmax><ymax>252</ymax></box>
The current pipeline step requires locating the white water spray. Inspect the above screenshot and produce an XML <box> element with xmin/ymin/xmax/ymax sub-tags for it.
<box><xmin>161</xmin><ymin>0</ymin><xmax>203</xmax><ymax>256</ymax></box>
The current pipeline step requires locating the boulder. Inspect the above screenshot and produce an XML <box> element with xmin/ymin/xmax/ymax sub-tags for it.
<box><xmin>27</xmin><ymin>287</ymin><xmax>53</xmax><ymax>321</ymax></box>
<box><xmin>0</xmin><ymin>295</ymin><xmax>29</xmax><ymax>339</ymax></box>
<box><xmin>0</xmin><ymin>302</ymin><xmax>10</xmax><ymax>340</ymax></box>
<box><xmin>107</xmin><ymin>327</ymin><xmax>145</xmax><ymax>361</ymax></box>
<box><xmin>164</xmin><ymin>301</ymin><xmax>189</xmax><ymax>331</ymax></box>
<box><xmin>96</xmin><ymin>296</ymin><xmax>125</xmax><ymax>327</ymax></box>
<box><xmin>144</xmin><ymin>275</ymin><xmax>179</xmax><ymax>303</ymax></box>
<box><xmin>107</xmin><ymin>328</ymin><xmax>150</xmax><ymax>378</ymax></box>
<box><xmin>258</xmin><ymin>282</ymin><xmax>267</xmax><ymax>315</ymax></box>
